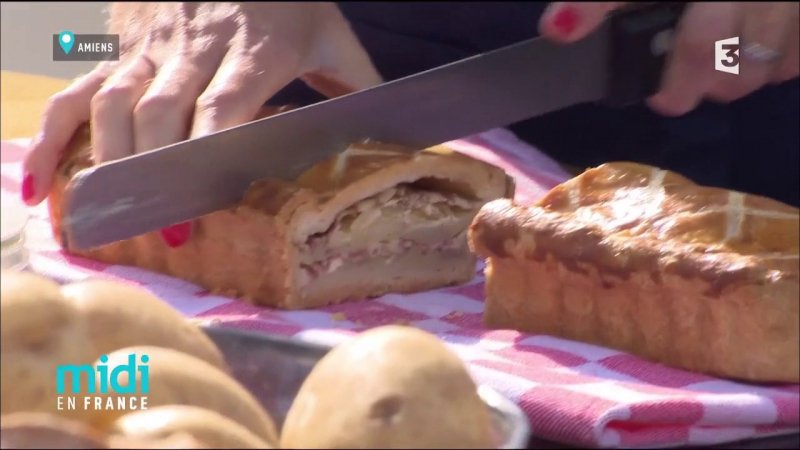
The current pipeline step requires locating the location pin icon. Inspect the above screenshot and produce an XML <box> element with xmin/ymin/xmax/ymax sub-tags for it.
<box><xmin>59</xmin><ymin>31</ymin><xmax>75</xmax><ymax>54</ymax></box>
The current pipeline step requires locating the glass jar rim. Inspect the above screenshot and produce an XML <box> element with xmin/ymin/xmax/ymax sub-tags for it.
<box><xmin>1</xmin><ymin>195</ymin><xmax>29</xmax><ymax>244</ymax></box>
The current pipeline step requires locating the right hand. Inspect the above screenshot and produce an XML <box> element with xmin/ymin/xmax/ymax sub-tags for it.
<box><xmin>22</xmin><ymin>2</ymin><xmax>382</xmax><ymax>246</ymax></box>
<box><xmin>539</xmin><ymin>2</ymin><xmax>800</xmax><ymax>116</ymax></box>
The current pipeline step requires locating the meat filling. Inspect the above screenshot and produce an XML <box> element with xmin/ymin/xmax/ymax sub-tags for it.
<box><xmin>298</xmin><ymin>184</ymin><xmax>480</xmax><ymax>283</ymax></box>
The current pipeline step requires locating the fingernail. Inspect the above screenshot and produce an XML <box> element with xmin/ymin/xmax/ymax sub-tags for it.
<box><xmin>160</xmin><ymin>221</ymin><xmax>193</xmax><ymax>248</ymax></box>
<box><xmin>21</xmin><ymin>173</ymin><xmax>35</xmax><ymax>203</ymax></box>
<box><xmin>552</xmin><ymin>6</ymin><xmax>580</xmax><ymax>37</ymax></box>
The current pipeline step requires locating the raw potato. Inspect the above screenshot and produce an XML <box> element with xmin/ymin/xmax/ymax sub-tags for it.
<box><xmin>281</xmin><ymin>325</ymin><xmax>494</xmax><ymax>449</ymax></box>
<box><xmin>0</xmin><ymin>272</ymin><xmax>96</xmax><ymax>419</ymax></box>
<box><xmin>93</xmin><ymin>346</ymin><xmax>278</xmax><ymax>445</ymax></box>
<box><xmin>59</xmin><ymin>280</ymin><xmax>226</xmax><ymax>370</ymax></box>
<box><xmin>111</xmin><ymin>405</ymin><xmax>272</xmax><ymax>449</ymax></box>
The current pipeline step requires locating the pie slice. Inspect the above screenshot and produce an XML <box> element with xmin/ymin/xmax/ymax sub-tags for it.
<box><xmin>48</xmin><ymin>111</ymin><xmax>514</xmax><ymax>309</ymax></box>
<box><xmin>469</xmin><ymin>162</ymin><xmax>799</xmax><ymax>383</ymax></box>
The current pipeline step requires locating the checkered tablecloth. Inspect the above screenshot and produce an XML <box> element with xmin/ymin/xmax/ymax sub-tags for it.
<box><xmin>2</xmin><ymin>134</ymin><xmax>798</xmax><ymax>448</ymax></box>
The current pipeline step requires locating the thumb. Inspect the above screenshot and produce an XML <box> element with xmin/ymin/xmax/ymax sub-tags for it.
<box><xmin>160</xmin><ymin>221</ymin><xmax>193</xmax><ymax>249</ymax></box>
<box><xmin>301</xmin><ymin>3</ymin><xmax>383</xmax><ymax>98</ymax></box>
<box><xmin>540</xmin><ymin>2</ymin><xmax>627</xmax><ymax>43</ymax></box>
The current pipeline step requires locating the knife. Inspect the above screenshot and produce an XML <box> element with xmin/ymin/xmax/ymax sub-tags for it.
<box><xmin>62</xmin><ymin>3</ymin><xmax>686</xmax><ymax>250</ymax></box>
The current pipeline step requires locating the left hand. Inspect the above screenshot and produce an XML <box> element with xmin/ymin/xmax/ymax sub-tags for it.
<box><xmin>539</xmin><ymin>2</ymin><xmax>800</xmax><ymax>116</ymax></box>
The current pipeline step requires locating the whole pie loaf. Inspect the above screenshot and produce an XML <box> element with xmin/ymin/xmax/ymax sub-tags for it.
<box><xmin>469</xmin><ymin>162</ymin><xmax>799</xmax><ymax>383</ymax></box>
<box><xmin>48</xmin><ymin>110</ymin><xmax>514</xmax><ymax>309</ymax></box>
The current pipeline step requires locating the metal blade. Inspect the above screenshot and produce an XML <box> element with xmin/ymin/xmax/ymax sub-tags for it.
<box><xmin>62</xmin><ymin>23</ymin><xmax>609</xmax><ymax>250</ymax></box>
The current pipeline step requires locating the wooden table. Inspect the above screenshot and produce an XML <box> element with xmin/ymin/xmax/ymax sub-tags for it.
<box><xmin>0</xmin><ymin>71</ymin><xmax>72</xmax><ymax>140</ymax></box>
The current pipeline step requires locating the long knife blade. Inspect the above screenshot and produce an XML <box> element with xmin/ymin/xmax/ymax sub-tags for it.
<box><xmin>62</xmin><ymin>3</ymin><xmax>684</xmax><ymax>250</ymax></box>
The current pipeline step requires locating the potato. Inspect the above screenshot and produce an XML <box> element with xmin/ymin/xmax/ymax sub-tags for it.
<box><xmin>59</xmin><ymin>280</ymin><xmax>225</xmax><ymax>370</ymax></box>
<box><xmin>111</xmin><ymin>405</ymin><xmax>272</xmax><ymax>449</ymax></box>
<box><xmin>91</xmin><ymin>346</ymin><xmax>278</xmax><ymax>445</ymax></box>
<box><xmin>281</xmin><ymin>325</ymin><xmax>494</xmax><ymax>449</ymax></box>
<box><xmin>0</xmin><ymin>272</ymin><xmax>96</xmax><ymax>418</ymax></box>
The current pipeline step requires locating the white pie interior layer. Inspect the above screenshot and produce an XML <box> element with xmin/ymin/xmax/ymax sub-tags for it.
<box><xmin>296</xmin><ymin>181</ymin><xmax>482</xmax><ymax>293</ymax></box>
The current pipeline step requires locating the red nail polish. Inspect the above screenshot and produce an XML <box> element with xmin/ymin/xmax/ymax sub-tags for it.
<box><xmin>552</xmin><ymin>6</ymin><xmax>580</xmax><ymax>37</ymax></box>
<box><xmin>160</xmin><ymin>221</ymin><xmax>193</xmax><ymax>248</ymax></box>
<box><xmin>21</xmin><ymin>173</ymin><xmax>35</xmax><ymax>203</ymax></box>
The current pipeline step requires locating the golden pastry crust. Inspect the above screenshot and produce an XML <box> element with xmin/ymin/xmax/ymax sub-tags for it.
<box><xmin>469</xmin><ymin>162</ymin><xmax>799</xmax><ymax>383</ymax></box>
<box><xmin>48</xmin><ymin>108</ymin><xmax>514</xmax><ymax>309</ymax></box>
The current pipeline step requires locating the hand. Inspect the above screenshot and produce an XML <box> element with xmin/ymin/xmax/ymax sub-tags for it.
<box><xmin>539</xmin><ymin>2</ymin><xmax>799</xmax><ymax>116</ymax></box>
<box><xmin>22</xmin><ymin>2</ymin><xmax>381</xmax><ymax>247</ymax></box>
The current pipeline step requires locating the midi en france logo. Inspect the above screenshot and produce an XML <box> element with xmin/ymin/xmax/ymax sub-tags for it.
<box><xmin>55</xmin><ymin>353</ymin><xmax>149</xmax><ymax>411</ymax></box>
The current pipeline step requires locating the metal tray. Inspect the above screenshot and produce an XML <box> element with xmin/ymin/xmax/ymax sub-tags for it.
<box><xmin>202</xmin><ymin>326</ymin><xmax>531</xmax><ymax>449</ymax></box>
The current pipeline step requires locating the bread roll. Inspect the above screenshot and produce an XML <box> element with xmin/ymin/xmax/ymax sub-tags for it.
<box><xmin>59</xmin><ymin>280</ymin><xmax>225</xmax><ymax>369</ymax></box>
<box><xmin>0</xmin><ymin>412</ymin><xmax>108</xmax><ymax>449</ymax></box>
<box><xmin>469</xmin><ymin>162</ymin><xmax>799</xmax><ymax>383</ymax></box>
<box><xmin>92</xmin><ymin>346</ymin><xmax>278</xmax><ymax>445</ymax></box>
<box><xmin>0</xmin><ymin>412</ymin><xmax>208</xmax><ymax>449</ymax></box>
<box><xmin>49</xmin><ymin>110</ymin><xmax>513</xmax><ymax>309</ymax></box>
<box><xmin>0</xmin><ymin>272</ymin><xmax>97</xmax><ymax>418</ymax></box>
<box><xmin>282</xmin><ymin>325</ymin><xmax>494</xmax><ymax>449</ymax></box>
<box><xmin>111</xmin><ymin>405</ymin><xmax>272</xmax><ymax>449</ymax></box>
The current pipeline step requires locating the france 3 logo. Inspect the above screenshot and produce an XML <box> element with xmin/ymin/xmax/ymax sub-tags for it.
<box><xmin>715</xmin><ymin>37</ymin><xmax>740</xmax><ymax>75</ymax></box>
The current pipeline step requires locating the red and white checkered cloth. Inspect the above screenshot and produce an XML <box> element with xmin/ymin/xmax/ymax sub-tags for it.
<box><xmin>2</xmin><ymin>135</ymin><xmax>798</xmax><ymax>448</ymax></box>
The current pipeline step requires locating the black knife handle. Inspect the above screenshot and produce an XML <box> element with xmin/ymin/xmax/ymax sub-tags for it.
<box><xmin>603</xmin><ymin>2</ymin><xmax>688</xmax><ymax>107</ymax></box>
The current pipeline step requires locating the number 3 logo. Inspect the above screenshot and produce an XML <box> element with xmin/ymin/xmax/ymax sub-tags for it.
<box><xmin>720</xmin><ymin>44</ymin><xmax>740</xmax><ymax>68</ymax></box>
<box><xmin>715</xmin><ymin>37</ymin><xmax>740</xmax><ymax>75</ymax></box>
